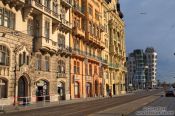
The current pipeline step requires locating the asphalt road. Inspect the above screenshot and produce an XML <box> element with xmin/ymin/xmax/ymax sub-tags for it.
<box><xmin>2</xmin><ymin>89</ymin><xmax>162</xmax><ymax>116</ymax></box>
<box><xmin>128</xmin><ymin>95</ymin><xmax>175</xmax><ymax>116</ymax></box>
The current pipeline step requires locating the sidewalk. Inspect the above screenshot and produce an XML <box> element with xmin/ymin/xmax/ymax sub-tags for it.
<box><xmin>0</xmin><ymin>93</ymin><xmax>132</xmax><ymax>114</ymax></box>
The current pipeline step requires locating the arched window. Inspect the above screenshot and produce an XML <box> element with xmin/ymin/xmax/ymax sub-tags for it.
<box><xmin>0</xmin><ymin>45</ymin><xmax>9</xmax><ymax>66</ymax></box>
<box><xmin>57</xmin><ymin>60</ymin><xmax>65</xmax><ymax>73</ymax></box>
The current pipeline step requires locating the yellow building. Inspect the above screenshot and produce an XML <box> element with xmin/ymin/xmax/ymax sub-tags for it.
<box><xmin>101</xmin><ymin>0</ymin><xmax>127</xmax><ymax>96</ymax></box>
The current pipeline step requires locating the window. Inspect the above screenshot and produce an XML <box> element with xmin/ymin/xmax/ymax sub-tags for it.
<box><xmin>89</xmin><ymin>23</ymin><xmax>92</xmax><ymax>35</ymax></box>
<box><xmin>89</xmin><ymin>64</ymin><xmax>92</xmax><ymax>76</ymax></box>
<box><xmin>74</xmin><ymin>61</ymin><xmax>80</xmax><ymax>74</ymax></box>
<box><xmin>19</xmin><ymin>52</ymin><xmax>29</xmax><ymax>66</ymax></box>
<box><xmin>0</xmin><ymin>8</ymin><xmax>3</xmax><ymax>25</ymax></box>
<box><xmin>74</xmin><ymin>61</ymin><xmax>76</xmax><ymax>74</ymax></box>
<box><xmin>0</xmin><ymin>8</ymin><xmax>15</xmax><ymax>29</ymax></box>
<box><xmin>35</xmin><ymin>54</ymin><xmax>41</xmax><ymax>70</ymax></box>
<box><xmin>58</xmin><ymin>34</ymin><xmax>65</xmax><ymax>48</ymax></box>
<box><xmin>92</xmin><ymin>24</ymin><xmax>95</xmax><ymax>35</ymax></box>
<box><xmin>0</xmin><ymin>45</ymin><xmax>9</xmax><ymax>66</ymax></box>
<box><xmin>45</xmin><ymin>21</ymin><xmax>50</xmax><ymax>39</ymax></box>
<box><xmin>57</xmin><ymin>60</ymin><xmax>65</xmax><ymax>73</ymax></box>
<box><xmin>88</xmin><ymin>5</ymin><xmax>93</xmax><ymax>15</ymax></box>
<box><xmin>34</xmin><ymin>19</ymin><xmax>40</xmax><ymax>37</ymax></box>
<box><xmin>44</xmin><ymin>0</ymin><xmax>50</xmax><ymax>9</ymax></box>
<box><xmin>36</xmin><ymin>0</ymin><xmax>41</xmax><ymax>3</ymax></box>
<box><xmin>74</xmin><ymin>39</ymin><xmax>80</xmax><ymax>50</ymax></box>
<box><xmin>45</xmin><ymin>56</ymin><xmax>49</xmax><ymax>71</ymax></box>
<box><xmin>27</xmin><ymin>19</ymin><xmax>34</xmax><ymax>36</ymax></box>
<box><xmin>94</xmin><ymin>65</ymin><xmax>97</xmax><ymax>74</ymax></box>
<box><xmin>85</xmin><ymin>64</ymin><xmax>88</xmax><ymax>75</ymax></box>
<box><xmin>77</xmin><ymin>62</ymin><xmax>80</xmax><ymax>74</ymax></box>
<box><xmin>52</xmin><ymin>2</ymin><xmax>58</xmax><ymax>13</ymax></box>
<box><xmin>95</xmin><ymin>10</ymin><xmax>99</xmax><ymax>20</ymax></box>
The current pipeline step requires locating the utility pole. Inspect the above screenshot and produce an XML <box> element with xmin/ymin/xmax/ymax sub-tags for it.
<box><xmin>13</xmin><ymin>46</ymin><xmax>18</xmax><ymax>106</ymax></box>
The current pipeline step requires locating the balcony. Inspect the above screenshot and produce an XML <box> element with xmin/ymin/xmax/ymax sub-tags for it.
<box><xmin>72</xmin><ymin>48</ymin><xmax>85</xmax><ymax>59</ymax></box>
<box><xmin>108</xmin><ymin>63</ymin><xmax>119</xmax><ymax>69</ymax></box>
<box><xmin>0</xmin><ymin>65</ymin><xmax>9</xmax><ymax>77</ymax></box>
<box><xmin>59</xmin><ymin>18</ymin><xmax>72</xmax><ymax>33</ymax></box>
<box><xmin>24</xmin><ymin>0</ymin><xmax>61</xmax><ymax>22</ymax></box>
<box><xmin>73</xmin><ymin>4</ymin><xmax>84</xmax><ymax>16</ymax></box>
<box><xmin>43</xmin><ymin>5</ymin><xmax>51</xmax><ymax>14</ymax></box>
<box><xmin>86</xmin><ymin>33</ymin><xmax>104</xmax><ymax>50</ymax></box>
<box><xmin>58</xmin><ymin>45</ymin><xmax>72</xmax><ymax>57</ymax></box>
<box><xmin>72</xmin><ymin>26</ymin><xmax>85</xmax><ymax>39</ymax></box>
<box><xmin>61</xmin><ymin>0</ymin><xmax>72</xmax><ymax>9</ymax></box>
<box><xmin>57</xmin><ymin>73</ymin><xmax>68</xmax><ymax>78</ymax></box>
<box><xmin>36</xmin><ymin>37</ymin><xmax>57</xmax><ymax>54</ymax></box>
<box><xmin>2</xmin><ymin>0</ymin><xmax>25</xmax><ymax>10</ymax></box>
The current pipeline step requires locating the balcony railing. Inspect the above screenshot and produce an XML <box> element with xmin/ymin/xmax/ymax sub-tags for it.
<box><xmin>58</xmin><ymin>45</ymin><xmax>72</xmax><ymax>55</ymax></box>
<box><xmin>44</xmin><ymin>6</ymin><xmax>51</xmax><ymax>14</ymax></box>
<box><xmin>108</xmin><ymin>63</ymin><xmax>119</xmax><ymax>69</ymax></box>
<box><xmin>57</xmin><ymin>73</ymin><xmax>67</xmax><ymax>78</ymax></box>
<box><xmin>73</xmin><ymin>4</ymin><xmax>84</xmax><ymax>15</ymax></box>
<box><xmin>61</xmin><ymin>18</ymin><xmax>72</xmax><ymax>28</ymax></box>
<box><xmin>35</xmin><ymin>1</ymin><xmax>43</xmax><ymax>9</ymax></box>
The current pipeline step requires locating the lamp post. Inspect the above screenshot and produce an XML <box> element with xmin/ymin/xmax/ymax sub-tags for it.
<box><xmin>13</xmin><ymin>45</ymin><xmax>18</xmax><ymax>106</ymax></box>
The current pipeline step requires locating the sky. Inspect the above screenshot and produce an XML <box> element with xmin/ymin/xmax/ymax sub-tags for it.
<box><xmin>120</xmin><ymin>0</ymin><xmax>175</xmax><ymax>83</ymax></box>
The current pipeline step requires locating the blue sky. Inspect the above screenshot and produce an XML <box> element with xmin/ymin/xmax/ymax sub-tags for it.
<box><xmin>120</xmin><ymin>0</ymin><xmax>175</xmax><ymax>83</ymax></box>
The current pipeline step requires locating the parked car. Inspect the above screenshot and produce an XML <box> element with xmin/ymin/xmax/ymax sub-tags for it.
<box><xmin>165</xmin><ymin>89</ymin><xmax>175</xmax><ymax>97</ymax></box>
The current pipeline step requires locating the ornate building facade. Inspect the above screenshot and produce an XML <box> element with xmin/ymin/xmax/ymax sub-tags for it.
<box><xmin>0</xmin><ymin>0</ymin><xmax>126</xmax><ymax>105</ymax></box>
<box><xmin>102</xmin><ymin>0</ymin><xmax>126</xmax><ymax>96</ymax></box>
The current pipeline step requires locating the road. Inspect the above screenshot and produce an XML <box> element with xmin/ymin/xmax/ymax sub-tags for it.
<box><xmin>2</xmin><ymin>89</ymin><xmax>162</xmax><ymax>116</ymax></box>
<box><xmin>128</xmin><ymin>95</ymin><xmax>175</xmax><ymax>116</ymax></box>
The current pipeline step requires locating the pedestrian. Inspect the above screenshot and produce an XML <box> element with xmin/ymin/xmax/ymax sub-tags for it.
<box><xmin>109</xmin><ymin>91</ymin><xmax>112</xmax><ymax>98</ymax></box>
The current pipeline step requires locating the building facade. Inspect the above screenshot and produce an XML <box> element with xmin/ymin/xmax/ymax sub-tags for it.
<box><xmin>0</xmin><ymin>0</ymin><xmax>126</xmax><ymax>105</ymax></box>
<box><xmin>127</xmin><ymin>48</ymin><xmax>157</xmax><ymax>90</ymax></box>
<box><xmin>126</xmin><ymin>53</ymin><xmax>135</xmax><ymax>91</ymax></box>
<box><xmin>145</xmin><ymin>47</ymin><xmax>157</xmax><ymax>88</ymax></box>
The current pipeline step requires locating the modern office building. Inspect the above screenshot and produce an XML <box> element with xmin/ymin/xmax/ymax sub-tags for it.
<box><xmin>127</xmin><ymin>48</ymin><xmax>157</xmax><ymax>90</ymax></box>
<box><xmin>145</xmin><ymin>47</ymin><xmax>157</xmax><ymax>88</ymax></box>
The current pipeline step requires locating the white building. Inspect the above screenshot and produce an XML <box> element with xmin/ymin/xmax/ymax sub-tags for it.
<box><xmin>145</xmin><ymin>47</ymin><xmax>157</xmax><ymax>88</ymax></box>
